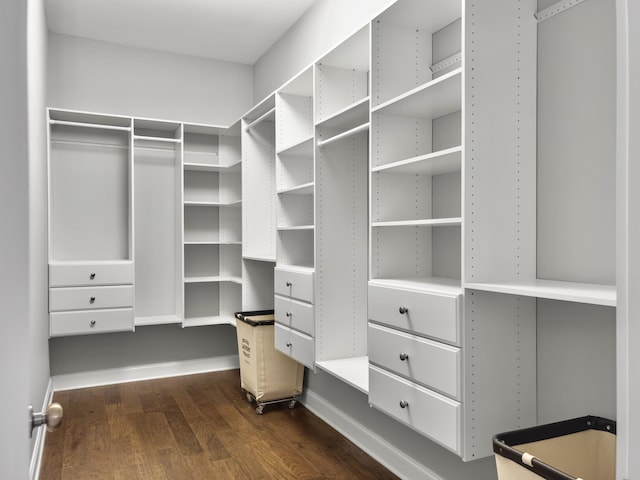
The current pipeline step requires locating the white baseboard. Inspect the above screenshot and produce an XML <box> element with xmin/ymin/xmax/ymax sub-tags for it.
<box><xmin>51</xmin><ymin>355</ymin><xmax>240</xmax><ymax>391</ymax></box>
<box><xmin>30</xmin><ymin>378</ymin><xmax>54</xmax><ymax>480</ymax></box>
<box><xmin>301</xmin><ymin>389</ymin><xmax>441</xmax><ymax>480</ymax></box>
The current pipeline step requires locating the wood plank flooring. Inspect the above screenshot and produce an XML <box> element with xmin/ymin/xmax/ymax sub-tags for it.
<box><xmin>40</xmin><ymin>369</ymin><xmax>399</xmax><ymax>479</ymax></box>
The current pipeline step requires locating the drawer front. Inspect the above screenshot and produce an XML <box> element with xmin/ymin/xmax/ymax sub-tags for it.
<box><xmin>49</xmin><ymin>285</ymin><xmax>134</xmax><ymax>312</ymax></box>
<box><xmin>275</xmin><ymin>295</ymin><xmax>314</xmax><ymax>336</ymax></box>
<box><xmin>369</xmin><ymin>364</ymin><xmax>460</xmax><ymax>454</ymax></box>
<box><xmin>368</xmin><ymin>284</ymin><xmax>460</xmax><ymax>345</ymax></box>
<box><xmin>274</xmin><ymin>268</ymin><xmax>314</xmax><ymax>303</ymax></box>
<box><xmin>49</xmin><ymin>262</ymin><xmax>134</xmax><ymax>287</ymax></box>
<box><xmin>274</xmin><ymin>323</ymin><xmax>314</xmax><ymax>369</ymax></box>
<box><xmin>50</xmin><ymin>308</ymin><xmax>134</xmax><ymax>337</ymax></box>
<box><xmin>368</xmin><ymin>323</ymin><xmax>461</xmax><ymax>400</ymax></box>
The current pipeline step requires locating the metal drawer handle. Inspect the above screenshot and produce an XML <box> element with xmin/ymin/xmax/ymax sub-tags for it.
<box><xmin>399</xmin><ymin>400</ymin><xmax>409</xmax><ymax>409</ymax></box>
<box><xmin>285</xmin><ymin>341</ymin><xmax>292</xmax><ymax>347</ymax></box>
<box><xmin>286</xmin><ymin>281</ymin><xmax>292</xmax><ymax>287</ymax></box>
<box><xmin>286</xmin><ymin>311</ymin><xmax>292</xmax><ymax>317</ymax></box>
<box><xmin>90</xmin><ymin>296</ymin><xmax>96</xmax><ymax>304</ymax></box>
<box><xmin>399</xmin><ymin>352</ymin><xmax>409</xmax><ymax>361</ymax></box>
<box><xmin>89</xmin><ymin>272</ymin><xmax>96</xmax><ymax>280</ymax></box>
<box><xmin>90</xmin><ymin>320</ymin><xmax>96</xmax><ymax>327</ymax></box>
<box><xmin>399</xmin><ymin>306</ymin><xmax>408</xmax><ymax>314</ymax></box>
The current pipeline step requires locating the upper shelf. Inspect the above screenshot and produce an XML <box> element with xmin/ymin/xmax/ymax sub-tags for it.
<box><xmin>464</xmin><ymin>279</ymin><xmax>616</xmax><ymax>307</ymax></box>
<box><xmin>372</xmin><ymin>146</ymin><xmax>462</xmax><ymax>175</ymax></box>
<box><xmin>373</xmin><ymin>68</ymin><xmax>462</xmax><ymax>119</ymax></box>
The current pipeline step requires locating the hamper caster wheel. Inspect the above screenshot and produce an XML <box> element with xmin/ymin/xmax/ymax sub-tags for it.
<box><xmin>246</xmin><ymin>393</ymin><xmax>255</xmax><ymax>403</ymax></box>
<box><xmin>255</xmin><ymin>404</ymin><xmax>264</xmax><ymax>415</ymax></box>
<box><xmin>288</xmin><ymin>399</ymin><xmax>297</xmax><ymax>409</ymax></box>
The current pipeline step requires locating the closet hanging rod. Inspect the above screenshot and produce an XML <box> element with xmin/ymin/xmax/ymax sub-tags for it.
<box><xmin>317</xmin><ymin>122</ymin><xmax>369</xmax><ymax>147</ymax></box>
<box><xmin>245</xmin><ymin>107</ymin><xmax>276</xmax><ymax>131</ymax></box>
<box><xmin>535</xmin><ymin>0</ymin><xmax>585</xmax><ymax>22</ymax></box>
<box><xmin>49</xmin><ymin>119</ymin><xmax>131</xmax><ymax>132</ymax></box>
<box><xmin>133</xmin><ymin>135</ymin><xmax>181</xmax><ymax>144</ymax></box>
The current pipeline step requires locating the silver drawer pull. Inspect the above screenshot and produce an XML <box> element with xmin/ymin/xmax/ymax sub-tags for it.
<box><xmin>90</xmin><ymin>296</ymin><xmax>96</xmax><ymax>304</ymax></box>
<box><xmin>90</xmin><ymin>320</ymin><xmax>96</xmax><ymax>327</ymax></box>
<box><xmin>286</xmin><ymin>311</ymin><xmax>292</xmax><ymax>317</ymax></box>
<box><xmin>285</xmin><ymin>341</ymin><xmax>292</xmax><ymax>347</ymax></box>
<box><xmin>89</xmin><ymin>273</ymin><xmax>96</xmax><ymax>280</ymax></box>
<box><xmin>399</xmin><ymin>352</ymin><xmax>409</xmax><ymax>361</ymax></box>
<box><xmin>398</xmin><ymin>306</ymin><xmax>408</xmax><ymax>314</ymax></box>
<box><xmin>399</xmin><ymin>400</ymin><xmax>409</xmax><ymax>409</ymax></box>
<box><xmin>286</xmin><ymin>281</ymin><xmax>292</xmax><ymax>287</ymax></box>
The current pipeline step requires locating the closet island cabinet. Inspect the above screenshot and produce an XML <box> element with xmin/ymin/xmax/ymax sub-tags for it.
<box><xmin>47</xmin><ymin>109</ymin><xmax>243</xmax><ymax>335</ymax></box>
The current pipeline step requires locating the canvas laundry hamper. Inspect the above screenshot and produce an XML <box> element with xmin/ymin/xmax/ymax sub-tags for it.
<box><xmin>235</xmin><ymin>311</ymin><xmax>304</xmax><ymax>414</ymax></box>
<box><xmin>493</xmin><ymin>416</ymin><xmax>616</xmax><ymax>480</ymax></box>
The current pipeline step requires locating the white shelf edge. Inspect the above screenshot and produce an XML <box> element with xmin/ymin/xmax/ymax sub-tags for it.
<box><xmin>317</xmin><ymin>122</ymin><xmax>369</xmax><ymax>147</ymax></box>
<box><xmin>183</xmin><ymin>241</ymin><xmax>242</xmax><ymax>246</ymax></box>
<box><xmin>183</xmin><ymin>160</ymin><xmax>241</xmax><ymax>172</ymax></box>
<box><xmin>535</xmin><ymin>0</ymin><xmax>586</xmax><ymax>22</ymax></box>
<box><xmin>133</xmin><ymin>135</ymin><xmax>181</xmax><ymax>144</ymax></box>
<box><xmin>277</xmin><ymin>225</ymin><xmax>315</xmax><ymax>231</ymax></box>
<box><xmin>371</xmin><ymin>217</ymin><xmax>462</xmax><ymax>228</ymax></box>
<box><xmin>184</xmin><ymin>275</ymin><xmax>242</xmax><ymax>284</ymax></box>
<box><xmin>182</xmin><ymin>315</ymin><xmax>237</xmax><ymax>328</ymax></box>
<box><xmin>315</xmin><ymin>356</ymin><xmax>369</xmax><ymax>394</ymax></box>
<box><xmin>49</xmin><ymin>259</ymin><xmax>133</xmax><ymax>266</ymax></box>
<box><xmin>369</xmin><ymin>277</ymin><xmax>463</xmax><ymax>296</ymax></box>
<box><xmin>276</xmin><ymin>134</ymin><xmax>314</xmax><ymax>155</ymax></box>
<box><xmin>372</xmin><ymin>67</ymin><xmax>462</xmax><ymax>114</ymax></box>
<box><xmin>275</xmin><ymin>264</ymin><xmax>315</xmax><ymax>274</ymax></box>
<box><xmin>183</xmin><ymin>200</ymin><xmax>241</xmax><ymax>207</ymax></box>
<box><xmin>464</xmin><ymin>279</ymin><xmax>616</xmax><ymax>307</ymax></box>
<box><xmin>49</xmin><ymin>119</ymin><xmax>131</xmax><ymax>132</ymax></box>
<box><xmin>244</xmin><ymin>107</ymin><xmax>276</xmax><ymax>131</ymax></box>
<box><xmin>277</xmin><ymin>182</ymin><xmax>314</xmax><ymax>195</ymax></box>
<box><xmin>242</xmin><ymin>255</ymin><xmax>276</xmax><ymax>263</ymax></box>
<box><xmin>135</xmin><ymin>315</ymin><xmax>182</xmax><ymax>327</ymax></box>
<box><xmin>372</xmin><ymin>146</ymin><xmax>463</xmax><ymax>173</ymax></box>
<box><xmin>315</xmin><ymin>96</ymin><xmax>370</xmax><ymax>128</ymax></box>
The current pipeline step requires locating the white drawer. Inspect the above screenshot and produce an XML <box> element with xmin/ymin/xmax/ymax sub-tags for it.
<box><xmin>49</xmin><ymin>285</ymin><xmax>134</xmax><ymax>312</ymax></box>
<box><xmin>274</xmin><ymin>323</ymin><xmax>314</xmax><ymax>369</ymax></box>
<box><xmin>369</xmin><ymin>364</ymin><xmax>461</xmax><ymax>454</ymax></box>
<box><xmin>274</xmin><ymin>267</ymin><xmax>314</xmax><ymax>303</ymax></box>
<box><xmin>275</xmin><ymin>295</ymin><xmax>314</xmax><ymax>336</ymax></box>
<box><xmin>368</xmin><ymin>323</ymin><xmax>461</xmax><ymax>400</ymax></box>
<box><xmin>50</xmin><ymin>308</ymin><xmax>134</xmax><ymax>337</ymax></box>
<box><xmin>368</xmin><ymin>284</ymin><xmax>461</xmax><ymax>345</ymax></box>
<box><xmin>49</xmin><ymin>261</ymin><xmax>133</xmax><ymax>287</ymax></box>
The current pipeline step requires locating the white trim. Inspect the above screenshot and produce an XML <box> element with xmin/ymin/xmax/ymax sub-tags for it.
<box><xmin>51</xmin><ymin>355</ymin><xmax>239</xmax><ymax>391</ymax></box>
<box><xmin>301</xmin><ymin>390</ymin><xmax>441</xmax><ymax>480</ymax></box>
<box><xmin>29</xmin><ymin>378</ymin><xmax>55</xmax><ymax>480</ymax></box>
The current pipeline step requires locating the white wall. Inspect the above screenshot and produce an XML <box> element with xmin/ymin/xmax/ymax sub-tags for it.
<box><xmin>252</xmin><ymin>0</ymin><xmax>395</xmax><ymax>101</ymax></box>
<box><xmin>0</xmin><ymin>0</ymin><xmax>31</xmax><ymax>477</ymax></box>
<box><xmin>48</xmin><ymin>33</ymin><xmax>253</xmax><ymax>126</ymax></box>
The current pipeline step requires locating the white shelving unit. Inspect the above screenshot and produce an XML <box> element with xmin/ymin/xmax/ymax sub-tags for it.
<box><xmin>242</xmin><ymin>96</ymin><xmax>277</xmax><ymax>311</ymax></box>
<box><xmin>182</xmin><ymin>123</ymin><xmax>242</xmax><ymax>327</ymax></box>
<box><xmin>133</xmin><ymin>118</ymin><xmax>184</xmax><ymax>327</ymax></box>
<box><xmin>312</xmin><ymin>25</ymin><xmax>371</xmax><ymax>388</ymax></box>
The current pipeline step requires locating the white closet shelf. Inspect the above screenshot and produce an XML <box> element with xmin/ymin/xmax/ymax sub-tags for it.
<box><xmin>183</xmin><ymin>241</ymin><xmax>242</xmax><ymax>246</ymax></box>
<box><xmin>183</xmin><ymin>160</ymin><xmax>241</xmax><ymax>173</ymax></box>
<box><xmin>277</xmin><ymin>225</ymin><xmax>315</xmax><ymax>231</ymax></box>
<box><xmin>242</xmin><ymin>255</ymin><xmax>276</xmax><ymax>263</ymax></box>
<box><xmin>372</xmin><ymin>146</ymin><xmax>462</xmax><ymax>175</ymax></box>
<box><xmin>244</xmin><ymin>107</ymin><xmax>276</xmax><ymax>131</ymax></box>
<box><xmin>372</xmin><ymin>217</ymin><xmax>462</xmax><ymax>228</ymax></box>
<box><xmin>316</xmin><ymin>97</ymin><xmax>370</xmax><ymax>129</ymax></box>
<box><xmin>133</xmin><ymin>135</ymin><xmax>181</xmax><ymax>144</ymax></box>
<box><xmin>317</xmin><ymin>122</ymin><xmax>369</xmax><ymax>147</ymax></box>
<box><xmin>373</xmin><ymin>68</ymin><xmax>462</xmax><ymax>119</ymax></box>
<box><xmin>182</xmin><ymin>315</ymin><xmax>236</xmax><ymax>328</ymax></box>
<box><xmin>49</xmin><ymin>259</ymin><xmax>133</xmax><ymax>266</ymax></box>
<box><xmin>49</xmin><ymin>119</ymin><xmax>131</xmax><ymax>132</ymax></box>
<box><xmin>184</xmin><ymin>275</ymin><xmax>242</xmax><ymax>285</ymax></box>
<box><xmin>315</xmin><ymin>356</ymin><xmax>369</xmax><ymax>394</ymax></box>
<box><xmin>135</xmin><ymin>315</ymin><xmax>182</xmax><ymax>327</ymax></box>
<box><xmin>276</xmin><ymin>134</ymin><xmax>314</xmax><ymax>156</ymax></box>
<box><xmin>183</xmin><ymin>200</ymin><xmax>241</xmax><ymax>207</ymax></box>
<box><xmin>369</xmin><ymin>277</ymin><xmax>463</xmax><ymax>296</ymax></box>
<box><xmin>464</xmin><ymin>279</ymin><xmax>616</xmax><ymax>307</ymax></box>
<box><xmin>276</xmin><ymin>265</ymin><xmax>315</xmax><ymax>275</ymax></box>
<box><xmin>277</xmin><ymin>182</ymin><xmax>314</xmax><ymax>195</ymax></box>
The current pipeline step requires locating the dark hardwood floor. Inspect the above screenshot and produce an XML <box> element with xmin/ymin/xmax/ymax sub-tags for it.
<box><xmin>40</xmin><ymin>369</ymin><xmax>400</xmax><ymax>479</ymax></box>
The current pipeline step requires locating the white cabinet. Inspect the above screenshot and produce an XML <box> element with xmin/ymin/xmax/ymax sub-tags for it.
<box><xmin>48</xmin><ymin>110</ymin><xmax>135</xmax><ymax>337</ymax></box>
